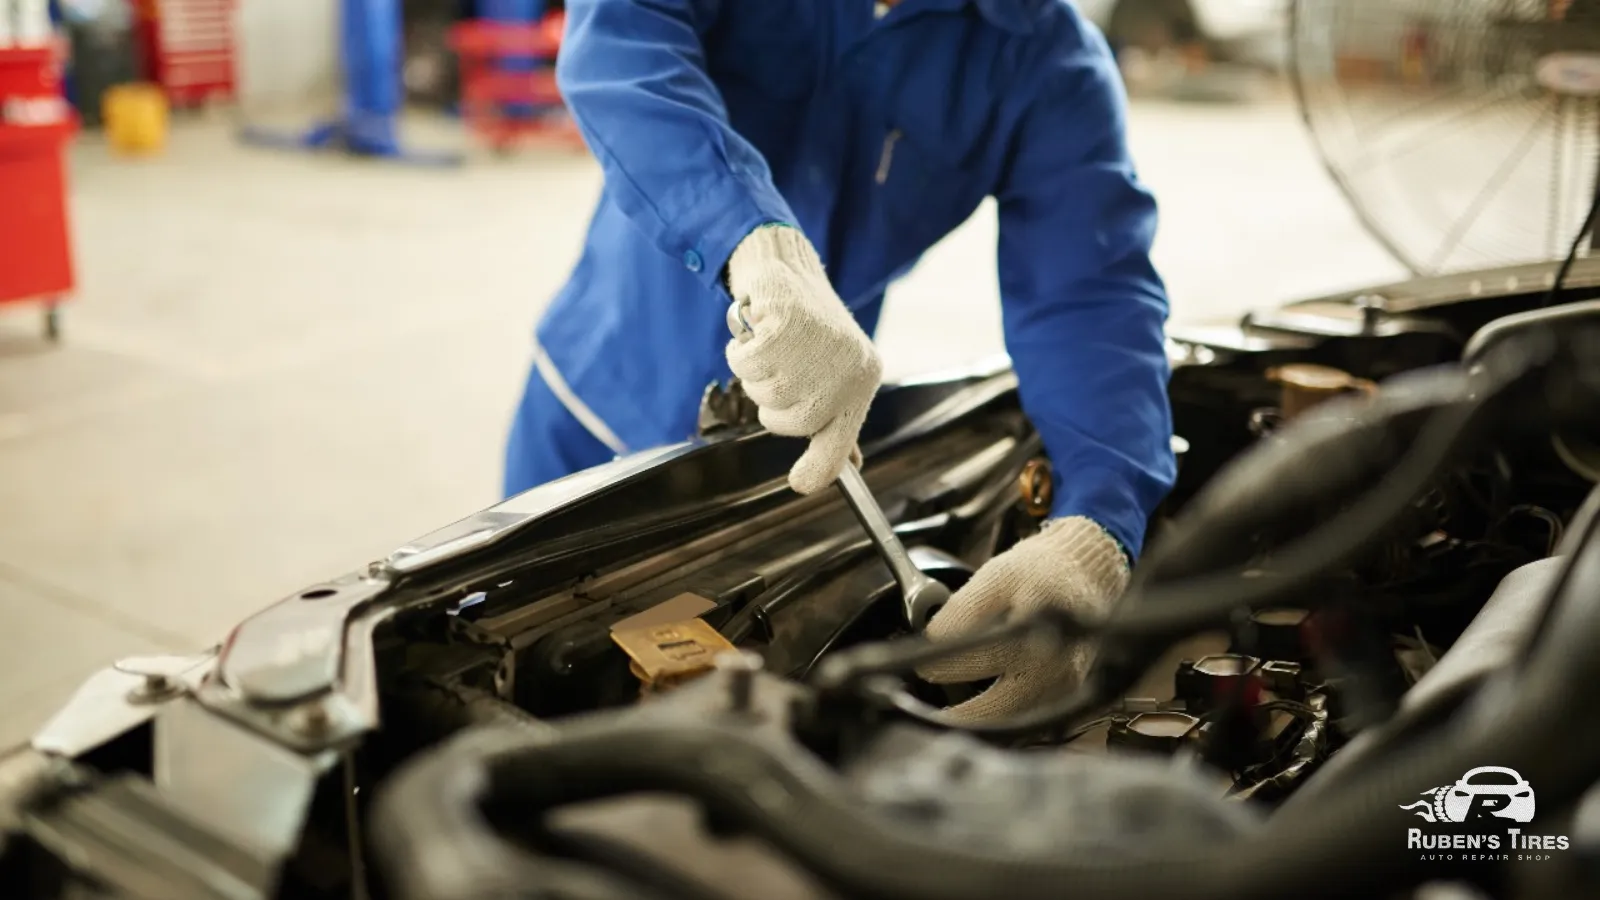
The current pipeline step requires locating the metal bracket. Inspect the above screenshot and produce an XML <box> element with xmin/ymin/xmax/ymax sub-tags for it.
<box><xmin>154</xmin><ymin>699</ymin><xmax>338</xmax><ymax>865</ymax></box>
<box><xmin>200</xmin><ymin>568</ymin><xmax>396</xmax><ymax>752</ymax></box>
<box><xmin>697</xmin><ymin>378</ymin><xmax>760</xmax><ymax>436</ymax></box>
<box><xmin>31</xmin><ymin>653</ymin><xmax>218</xmax><ymax>758</ymax></box>
<box><xmin>214</xmin><ymin>570</ymin><xmax>393</xmax><ymax>706</ymax></box>
<box><xmin>199</xmin><ymin>442</ymin><xmax>720</xmax><ymax>751</ymax></box>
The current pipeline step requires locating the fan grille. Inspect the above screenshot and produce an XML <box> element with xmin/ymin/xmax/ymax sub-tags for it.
<box><xmin>1292</xmin><ymin>0</ymin><xmax>1600</xmax><ymax>275</ymax></box>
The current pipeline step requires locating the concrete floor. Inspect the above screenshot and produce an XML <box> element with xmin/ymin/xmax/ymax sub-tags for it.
<box><xmin>0</xmin><ymin>86</ymin><xmax>1408</xmax><ymax>746</ymax></box>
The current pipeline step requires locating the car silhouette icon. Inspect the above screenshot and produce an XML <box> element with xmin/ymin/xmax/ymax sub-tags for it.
<box><xmin>1441</xmin><ymin>767</ymin><xmax>1536</xmax><ymax>823</ymax></box>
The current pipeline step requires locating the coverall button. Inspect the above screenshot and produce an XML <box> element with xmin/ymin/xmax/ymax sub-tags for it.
<box><xmin>683</xmin><ymin>249</ymin><xmax>704</xmax><ymax>272</ymax></box>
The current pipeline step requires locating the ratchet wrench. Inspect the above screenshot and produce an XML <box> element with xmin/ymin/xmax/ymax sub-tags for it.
<box><xmin>729</xmin><ymin>297</ymin><xmax>948</xmax><ymax>629</ymax></box>
<box><xmin>834</xmin><ymin>463</ymin><xmax>950</xmax><ymax>630</ymax></box>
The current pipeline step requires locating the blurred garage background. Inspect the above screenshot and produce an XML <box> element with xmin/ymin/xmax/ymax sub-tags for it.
<box><xmin>0</xmin><ymin>0</ymin><xmax>1422</xmax><ymax>743</ymax></box>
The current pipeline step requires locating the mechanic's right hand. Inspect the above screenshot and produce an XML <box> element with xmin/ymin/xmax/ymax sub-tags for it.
<box><xmin>725</xmin><ymin>224</ymin><xmax>883</xmax><ymax>495</ymax></box>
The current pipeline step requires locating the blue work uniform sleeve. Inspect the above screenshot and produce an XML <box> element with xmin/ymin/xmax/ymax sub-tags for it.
<box><xmin>556</xmin><ymin>0</ymin><xmax>797</xmax><ymax>289</ymax></box>
<box><xmin>995</xmin><ymin>56</ymin><xmax>1177</xmax><ymax>560</ymax></box>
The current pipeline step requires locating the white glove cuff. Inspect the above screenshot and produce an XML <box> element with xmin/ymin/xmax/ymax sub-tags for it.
<box><xmin>728</xmin><ymin>224</ymin><xmax>828</xmax><ymax>289</ymax></box>
<box><xmin>1038</xmin><ymin>516</ymin><xmax>1132</xmax><ymax>599</ymax></box>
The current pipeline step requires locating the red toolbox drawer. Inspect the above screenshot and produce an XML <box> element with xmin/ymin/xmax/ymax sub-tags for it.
<box><xmin>0</xmin><ymin>47</ymin><xmax>60</xmax><ymax>97</ymax></box>
<box><xmin>0</xmin><ymin>120</ymin><xmax>78</xmax><ymax>319</ymax></box>
<box><xmin>134</xmin><ymin>0</ymin><xmax>237</xmax><ymax>105</ymax></box>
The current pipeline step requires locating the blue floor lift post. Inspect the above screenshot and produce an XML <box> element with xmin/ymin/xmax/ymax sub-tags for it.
<box><xmin>240</xmin><ymin>0</ymin><xmax>462</xmax><ymax>166</ymax></box>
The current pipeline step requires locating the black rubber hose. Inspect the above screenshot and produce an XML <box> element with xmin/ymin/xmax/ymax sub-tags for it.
<box><xmin>373</xmin><ymin>677</ymin><xmax>1600</xmax><ymax>900</ymax></box>
<box><xmin>1119</xmin><ymin>385</ymin><xmax>1482</xmax><ymax>633</ymax></box>
<box><xmin>810</xmin><ymin>607</ymin><xmax>1093</xmax><ymax>692</ymax></box>
<box><xmin>1047</xmin><ymin>367</ymin><xmax>1497</xmax><ymax>730</ymax></box>
<box><xmin>1132</xmin><ymin>367</ymin><xmax>1462</xmax><ymax>588</ymax></box>
<box><xmin>1512</xmin><ymin>484</ymin><xmax>1600</xmax><ymax>664</ymax></box>
<box><xmin>375</xmin><ymin>514</ymin><xmax>1600</xmax><ymax>900</ymax></box>
<box><xmin>824</xmin><ymin>349</ymin><xmax>1528</xmax><ymax>741</ymax></box>
<box><xmin>1136</xmin><ymin>398</ymin><xmax>1408</xmax><ymax>586</ymax></box>
<box><xmin>1137</xmin><ymin>317</ymin><xmax>1564</xmax><ymax>592</ymax></box>
<box><xmin>1261</xmin><ymin>510</ymin><xmax>1600</xmax><ymax>859</ymax></box>
<box><xmin>368</xmin><ymin>726</ymin><xmax>674</xmax><ymax>900</ymax></box>
<box><xmin>1274</xmin><ymin>675</ymin><xmax>1480</xmax><ymax>814</ymax></box>
<box><xmin>823</xmin><ymin>341</ymin><xmax>1555</xmax><ymax>744</ymax></box>
<box><xmin>808</xmin><ymin>381</ymin><xmax>1488</xmax><ymax>742</ymax></box>
<box><xmin>1293</xmin><ymin>490</ymin><xmax>1600</xmax><ymax>803</ymax></box>
<box><xmin>373</xmin><ymin>712</ymin><xmax>1246</xmax><ymax>900</ymax></box>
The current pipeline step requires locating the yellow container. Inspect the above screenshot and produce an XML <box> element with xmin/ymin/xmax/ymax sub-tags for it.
<box><xmin>103</xmin><ymin>83</ymin><xmax>169</xmax><ymax>157</ymax></box>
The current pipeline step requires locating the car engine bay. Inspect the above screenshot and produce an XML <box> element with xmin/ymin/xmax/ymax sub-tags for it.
<box><xmin>3</xmin><ymin>269</ymin><xmax>1600</xmax><ymax>900</ymax></box>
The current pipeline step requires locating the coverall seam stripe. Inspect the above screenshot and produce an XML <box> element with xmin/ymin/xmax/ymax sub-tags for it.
<box><xmin>531</xmin><ymin>341</ymin><xmax>632</xmax><ymax>456</ymax></box>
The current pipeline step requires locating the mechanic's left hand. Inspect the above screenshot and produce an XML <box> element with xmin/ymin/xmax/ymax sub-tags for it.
<box><xmin>916</xmin><ymin>517</ymin><xmax>1129</xmax><ymax>723</ymax></box>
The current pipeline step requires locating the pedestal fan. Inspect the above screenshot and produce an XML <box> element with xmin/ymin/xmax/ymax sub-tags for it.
<box><xmin>1291</xmin><ymin>0</ymin><xmax>1600</xmax><ymax>275</ymax></box>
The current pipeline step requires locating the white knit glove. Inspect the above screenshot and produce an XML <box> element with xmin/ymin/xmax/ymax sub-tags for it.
<box><xmin>916</xmin><ymin>517</ymin><xmax>1130</xmax><ymax>723</ymax></box>
<box><xmin>725</xmin><ymin>225</ymin><xmax>883</xmax><ymax>495</ymax></box>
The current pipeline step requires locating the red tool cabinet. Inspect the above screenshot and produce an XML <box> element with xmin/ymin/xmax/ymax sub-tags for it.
<box><xmin>449</xmin><ymin>15</ymin><xmax>584</xmax><ymax>153</ymax></box>
<box><xmin>134</xmin><ymin>0</ymin><xmax>238</xmax><ymax>107</ymax></box>
<box><xmin>0</xmin><ymin>47</ymin><xmax>77</xmax><ymax>341</ymax></box>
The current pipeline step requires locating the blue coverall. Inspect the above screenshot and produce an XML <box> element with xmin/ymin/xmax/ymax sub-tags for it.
<box><xmin>505</xmin><ymin>0</ymin><xmax>1177</xmax><ymax>557</ymax></box>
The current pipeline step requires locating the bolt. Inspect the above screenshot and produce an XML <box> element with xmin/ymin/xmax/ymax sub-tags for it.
<box><xmin>126</xmin><ymin>672</ymin><xmax>180</xmax><ymax>705</ymax></box>
<box><xmin>943</xmin><ymin>754</ymin><xmax>974</xmax><ymax>781</ymax></box>
<box><xmin>289</xmin><ymin>704</ymin><xmax>331</xmax><ymax>738</ymax></box>
<box><xmin>716</xmin><ymin>651</ymin><xmax>763</xmax><ymax>714</ymax></box>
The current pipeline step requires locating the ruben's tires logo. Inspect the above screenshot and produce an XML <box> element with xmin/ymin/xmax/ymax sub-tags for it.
<box><xmin>1400</xmin><ymin>766</ymin><xmax>1536</xmax><ymax>824</ymax></box>
<box><xmin>1401</xmin><ymin>767</ymin><xmax>1569</xmax><ymax>859</ymax></box>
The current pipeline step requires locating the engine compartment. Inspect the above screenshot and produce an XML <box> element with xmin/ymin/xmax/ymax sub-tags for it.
<box><xmin>4</xmin><ymin>273</ymin><xmax>1600</xmax><ymax>900</ymax></box>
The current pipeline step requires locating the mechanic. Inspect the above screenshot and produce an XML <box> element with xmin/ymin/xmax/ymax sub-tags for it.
<box><xmin>504</xmin><ymin>0</ymin><xmax>1177</xmax><ymax>723</ymax></box>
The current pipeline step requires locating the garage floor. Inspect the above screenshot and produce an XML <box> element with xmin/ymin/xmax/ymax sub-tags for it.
<box><xmin>0</xmin><ymin>86</ymin><xmax>1407</xmax><ymax>747</ymax></box>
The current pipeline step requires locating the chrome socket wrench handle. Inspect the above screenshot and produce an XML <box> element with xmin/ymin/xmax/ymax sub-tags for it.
<box><xmin>835</xmin><ymin>463</ymin><xmax>949</xmax><ymax>630</ymax></box>
<box><xmin>727</xmin><ymin>299</ymin><xmax>946</xmax><ymax>629</ymax></box>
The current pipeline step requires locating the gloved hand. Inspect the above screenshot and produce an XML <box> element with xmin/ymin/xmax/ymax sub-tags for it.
<box><xmin>725</xmin><ymin>225</ymin><xmax>883</xmax><ymax>495</ymax></box>
<box><xmin>917</xmin><ymin>516</ymin><xmax>1130</xmax><ymax>723</ymax></box>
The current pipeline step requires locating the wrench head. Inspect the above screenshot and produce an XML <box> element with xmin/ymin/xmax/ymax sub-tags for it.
<box><xmin>903</xmin><ymin>578</ymin><xmax>951</xmax><ymax>632</ymax></box>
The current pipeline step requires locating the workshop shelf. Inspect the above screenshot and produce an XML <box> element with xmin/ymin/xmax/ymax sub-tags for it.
<box><xmin>450</xmin><ymin>16</ymin><xmax>584</xmax><ymax>153</ymax></box>
<box><xmin>132</xmin><ymin>0</ymin><xmax>238</xmax><ymax>107</ymax></box>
